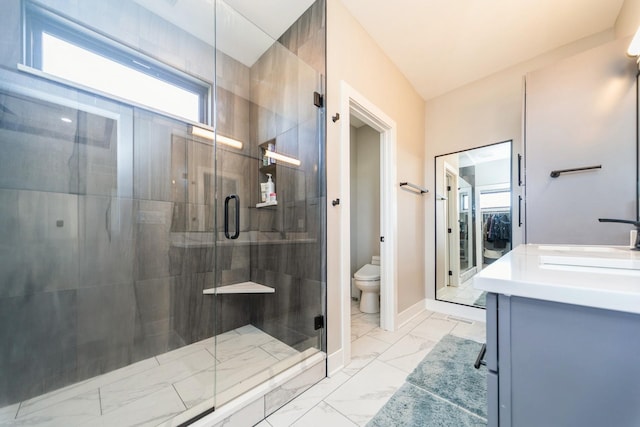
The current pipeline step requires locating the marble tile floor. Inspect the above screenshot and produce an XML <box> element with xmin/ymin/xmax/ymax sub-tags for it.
<box><xmin>260</xmin><ymin>302</ymin><xmax>486</xmax><ymax>427</ymax></box>
<box><xmin>437</xmin><ymin>277</ymin><xmax>485</xmax><ymax>306</ymax></box>
<box><xmin>0</xmin><ymin>325</ymin><xmax>301</xmax><ymax>427</ymax></box>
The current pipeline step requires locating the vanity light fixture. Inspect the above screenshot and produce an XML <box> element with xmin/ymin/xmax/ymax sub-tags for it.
<box><xmin>627</xmin><ymin>26</ymin><xmax>640</xmax><ymax>57</ymax></box>
<box><xmin>189</xmin><ymin>125</ymin><xmax>243</xmax><ymax>150</ymax></box>
<box><xmin>264</xmin><ymin>149</ymin><xmax>301</xmax><ymax>166</ymax></box>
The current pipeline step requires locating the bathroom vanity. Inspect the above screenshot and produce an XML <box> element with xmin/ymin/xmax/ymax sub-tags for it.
<box><xmin>474</xmin><ymin>244</ymin><xmax>640</xmax><ymax>427</ymax></box>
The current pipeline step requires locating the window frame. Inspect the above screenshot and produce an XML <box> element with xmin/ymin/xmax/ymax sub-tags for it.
<box><xmin>23</xmin><ymin>2</ymin><xmax>211</xmax><ymax>125</ymax></box>
<box><xmin>479</xmin><ymin>189</ymin><xmax>511</xmax><ymax>210</ymax></box>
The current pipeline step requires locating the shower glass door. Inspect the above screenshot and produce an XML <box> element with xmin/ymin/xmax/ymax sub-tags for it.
<box><xmin>211</xmin><ymin>0</ymin><xmax>326</xmax><ymax>409</ymax></box>
<box><xmin>0</xmin><ymin>0</ymin><xmax>325</xmax><ymax>424</ymax></box>
<box><xmin>0</xmin><ymin>0</ymin><xmax>219</xmax><ymax>425</ymax></box>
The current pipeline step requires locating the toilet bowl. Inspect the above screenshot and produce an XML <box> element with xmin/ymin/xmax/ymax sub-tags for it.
<box><xmin>354</xmin><ymin>256</ymin><xmax>381</xmax><ymax>313</ymax></box>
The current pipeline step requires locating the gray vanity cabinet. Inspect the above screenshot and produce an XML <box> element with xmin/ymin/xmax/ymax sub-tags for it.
<box><xmin>486</xmin><ymin>292</ymin><xmax>640</xmax><ymax>427</ymax></box>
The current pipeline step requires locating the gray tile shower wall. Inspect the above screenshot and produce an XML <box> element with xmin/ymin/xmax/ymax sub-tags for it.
<box><xmin>0</xmin><ymin>0</ymin><xmax>326</xmax><ymax>409</ymax></box>
<box><xmin>245</xmin><ymin>0</ymin><xmax>326</xmax><ymax>349</ymax></box>
<box><xmin>0</xmin><ymin>289</ymin><xmax>78</xmax><ymax>405</ymax></box>
<box><xmin>0</xmin><ymin>88</ymin><xmax>227</xmax><ymax>405</ymax></box>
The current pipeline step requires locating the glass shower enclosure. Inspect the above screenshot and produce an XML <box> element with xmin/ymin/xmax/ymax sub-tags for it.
<box><xmin>0</xmin><ymin>0</ymin><xmax>326</xmax><ymax>425</ymax></box>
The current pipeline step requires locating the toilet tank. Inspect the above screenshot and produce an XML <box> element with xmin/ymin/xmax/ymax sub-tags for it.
<box><xmin>372</xmin><ymin>255</ymin><xmax>380</xmax><ymax>265</ymax></box>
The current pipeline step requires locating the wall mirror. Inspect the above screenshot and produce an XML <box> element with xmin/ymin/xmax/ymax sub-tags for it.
<box><xmin>435</xmin><ymin>141</ymin><xmax>513</xmax><ymax>308</ymax></box>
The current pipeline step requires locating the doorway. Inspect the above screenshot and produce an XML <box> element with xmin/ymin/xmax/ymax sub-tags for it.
<box><xmin>349</xmin><ymin>118</ymin><xmax>382</xmax><ymax>338</ymax></box>
<box><xmin>339</xmin><ymin>81</ymin><xmax>398</xmax><ymax>367</ymax></box>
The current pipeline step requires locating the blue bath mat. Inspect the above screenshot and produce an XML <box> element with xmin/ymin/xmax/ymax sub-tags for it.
<box><xmin>367</xmin><ymin>382</ymin><xmax>486</xmax><ymax>427</ymax></box>
<box><xmin>368</xmin><ymin>334</ymin><xmax>487</xmax><ymax>426</ymax></box>
<box><xmin>406</xmin><ymin>334</ymin><xmax>487</xmax><ymax>419</ymax></box>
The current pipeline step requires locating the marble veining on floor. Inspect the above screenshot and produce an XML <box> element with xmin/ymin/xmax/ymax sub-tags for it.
<box><xmin>0</xmin><ymin>325</ymin><xmax>300</xmax><ymax>427</ymax></box>
<box><xmin>437</xmin><ymin>277</ymin><xmax>486</xmax><ymax>306</ymax></box>
<box><xmin>259</xmin><ymin>302</ymin><xmax>486</xmax><ymax>426</ymax></box>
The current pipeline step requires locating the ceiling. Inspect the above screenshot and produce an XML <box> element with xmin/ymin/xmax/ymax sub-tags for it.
<box><xmin>134</xmin><ymin>0</ymin><xmax>315</xmax><ymax>67</ymax></box>
<box><xmin>340</xmin><ymin>0</ymin><xmax>626</xmax><ymax>100</ymax></box>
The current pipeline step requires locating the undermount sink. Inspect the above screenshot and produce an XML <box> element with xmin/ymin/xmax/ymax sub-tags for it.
<box><xmin>540</xmin><ymin>255</ymin><xmax>640</xmax><ymax>276</ymax></box>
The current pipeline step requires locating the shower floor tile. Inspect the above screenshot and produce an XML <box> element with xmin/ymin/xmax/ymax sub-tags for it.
<box><xmin>0</xmin><ymin>324</ymin><xmax>300</xmax><ymax>427</ymax></box>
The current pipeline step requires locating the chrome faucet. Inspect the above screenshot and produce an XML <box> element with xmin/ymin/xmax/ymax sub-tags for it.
<box><xmin>598</xmin><ymin>218</ymin><xmax>640</xmax><ymax>250</ymax></box>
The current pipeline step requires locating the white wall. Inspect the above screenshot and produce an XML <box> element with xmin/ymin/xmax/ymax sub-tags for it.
<box><xmin>476</xmin><ymin>159</ymin><xmax>511</xmax><ymax>187</ymax></box>
<box><xmin>525</xmin><ymin>37</ymin><xmax>636</xmax><ymax>245</ymax></box>
<box><xmin>425</xmin><ymin>0</ymin><xmax>640</xmax><ymax>301</ymax></box>
<box><xmin>424</xmin><ymin>29</ymin><xmax>618</xmax><ymax>300</ymax></box>
<box><xmin>326</xmin><ymin>0</ymin><xmax>426</xmax><ymax>357</ymax></box>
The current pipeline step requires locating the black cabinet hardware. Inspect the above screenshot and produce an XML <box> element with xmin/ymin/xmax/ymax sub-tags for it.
<box><xmin>474</xmin><ymin>343</ymin><xmax>487</xmax><ymax>369</ymax></box>
<box><xmin>550</xmin><ymin>164</ymin><xmax>601</xmax><ymax>178</ymax></box>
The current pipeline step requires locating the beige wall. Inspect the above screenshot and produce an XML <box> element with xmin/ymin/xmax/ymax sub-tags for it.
<box><xmin>425</xmin><ymin>0</ymin><xmax>640</xmax><ymax>301</ymax></box>
<box><xmin>616</xmin><ymin>0</ymin><xmax>640</xmax><ymax>38</ymax></box>
<box><xmin>424</xmin><ymin>31</ymin><xmax>616</xmax><ymax>300</ymax></box>
<box><xmin>326</xmin><ymin>0</ymin><xmax>426</xmax><ymax>356</ymax></box>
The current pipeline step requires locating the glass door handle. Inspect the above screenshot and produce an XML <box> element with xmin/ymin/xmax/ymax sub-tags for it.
<box><xmin>224</xmin><ymin>194</ymin><xmax>240</xmax><ymax>239</ymax></box>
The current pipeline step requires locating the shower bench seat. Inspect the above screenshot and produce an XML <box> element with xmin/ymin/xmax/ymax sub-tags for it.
<box><xmin>203</xmin><ymin>281</ymin><xmax>275</xmax><ymax>294</ymax></box>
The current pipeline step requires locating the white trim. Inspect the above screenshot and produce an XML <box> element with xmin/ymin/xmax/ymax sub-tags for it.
<box><xmin>396</xmin><ymin>299</ymin><xmax>427</xmax><ymax>328</ymax></box>
<box><xmin>326</xmin><ymin>349</ymin><xmax>345</xmax><ymax>377</ymax></box>
<box><xmin>444</xmin><ymin>163</ymin><xmax>460</xmax><ymax>287</ymax></box>
<box><xmin>425</xmin><ymin>299</ymin><xmax>487</xmax><ymax>323</ymax></box>
<box><xmin>339</xmin><ymin>81</ymin><xmax>398</xmax><ymax>369</ymax></box>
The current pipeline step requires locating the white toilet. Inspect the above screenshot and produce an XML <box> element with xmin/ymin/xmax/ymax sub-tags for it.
<box><xmin>354</xmin><ymin>255</ymin><xmax>381</xmax><ymax>313</ymax></box>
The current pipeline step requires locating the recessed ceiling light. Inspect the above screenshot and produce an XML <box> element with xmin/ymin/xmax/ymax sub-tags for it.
<box><xmin>60</xmin><ymin>117</ymin><xmax>72</xmax><ymax>123</ymax></box>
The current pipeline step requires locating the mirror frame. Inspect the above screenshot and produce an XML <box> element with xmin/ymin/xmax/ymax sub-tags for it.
<box><xmin>434</xmin><ymin>140</ymin><xmax>513</xmax><ymax>308</ymax></box>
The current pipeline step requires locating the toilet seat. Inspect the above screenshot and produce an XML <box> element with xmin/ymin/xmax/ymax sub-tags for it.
<box><xmin>354</xmin><ymin>264</ymin><xmax>380</xmax><ymax>281</ymax></box>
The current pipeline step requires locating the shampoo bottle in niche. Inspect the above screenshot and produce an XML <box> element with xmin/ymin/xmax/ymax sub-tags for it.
<box><xmin>266</xmin><ymin>173</ymin><xmax>276</xmax><ymax>202</ymax></box>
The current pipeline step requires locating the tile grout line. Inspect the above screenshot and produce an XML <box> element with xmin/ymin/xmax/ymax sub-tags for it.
<box><xmin>171</xmin><ymin>383</ymin><xmax>189</xmax><ymax>411</ymax></box>
<box><xmin>14</xmin><ymin>400</ymin><xmax>22</xmax><ymax>420</ymax></box>
<box><xmin>98</xmin><ymin>387</ymin><xmax>103</xmax><ymax>416</ymax></box>
<box><xmin>418</xmin><ymin>385</ymin><xmax>488</xmax><ymax>422</ymax></box>
<box><xmin>321</xmin><ymin>399</ymin><xmax>359</xmax><ymax>426</ymax></box>
<box><xmin>269</xmin><ymin>311</ymin><xmax>480</xmax><ymax>426</ymax></box>
<box><xmin>363</xmin><ymin>314</ymin><xmax>478</xmax><ymax>425</ymax></box>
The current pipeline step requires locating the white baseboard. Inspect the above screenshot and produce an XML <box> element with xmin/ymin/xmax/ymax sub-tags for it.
<box><xmin>327</xmin><ymin>348</ymin><xmax>344</xmax><ymax>377</ymax></box>
<box><xmin>425</xmin><ymin>299</ymin><xmax>486</xmax><ymax>323</ymax></box>
<box><xmin>397</xmin><ymin>298</ymin><xmax>427</xmax><ymax>328</ymax></box>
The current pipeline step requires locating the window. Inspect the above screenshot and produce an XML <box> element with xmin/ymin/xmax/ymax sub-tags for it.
<box><xmin>479</xmin><ymin>191</ymin><xmax>511</xmax><ymax>210</ymax></box>
<box><xmin>24</xmin><ymin>3</ymin><xmax>210</xmax><ymax>123</ymax></box>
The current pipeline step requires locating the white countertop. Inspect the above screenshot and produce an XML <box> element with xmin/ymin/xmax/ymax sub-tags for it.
<box><xmin>473</xmin><ymin>244</ymin><xmax>640</xmax><ymax>315</ymax></box>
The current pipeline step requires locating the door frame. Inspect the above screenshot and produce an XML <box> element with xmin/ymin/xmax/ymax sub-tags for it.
<box><xmin>444</xmin><ymin>163</ymin><xmax>460</xmax><ymax>287</ymax></box>
<box><xmin>339</xmin><ymin>81</ymin><xmax>397</xmax><ymax>366</ymax></box>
